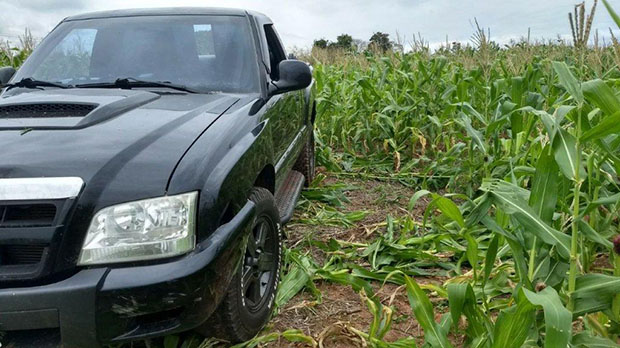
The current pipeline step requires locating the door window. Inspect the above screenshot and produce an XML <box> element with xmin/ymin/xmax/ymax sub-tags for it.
<box><xmin>264</xmin><ymin>25</ymin><xmax>286</xmax><ymax>80</ymax></box>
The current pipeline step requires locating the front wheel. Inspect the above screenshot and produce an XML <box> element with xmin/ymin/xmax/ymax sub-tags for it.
<box><xmin>198</xmin><ymin>187</ymin><xmax>282</xmax><ymax>343</ymax></box>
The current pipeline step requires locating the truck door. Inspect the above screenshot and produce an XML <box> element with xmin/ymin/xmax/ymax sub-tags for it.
<box><xmin>262</xmin><ymin>24</ymin><xmax>305</xmax><ymax>185</ymax></box>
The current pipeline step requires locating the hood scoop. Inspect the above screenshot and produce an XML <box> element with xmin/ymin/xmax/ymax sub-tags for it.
<box><xmin>0</xmin><ymin>90</ymin><xmax>159</xmax><ymax>130</ymax></box>
<box><xmin>0</xmin><ymin>103</ymin><xmax>98</xmax><ymax>119</ymax></box>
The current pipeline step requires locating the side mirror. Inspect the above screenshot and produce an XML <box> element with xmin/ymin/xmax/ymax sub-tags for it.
<box><xmin>269</xmin><ymin>60</ymin><xmax>312</xmax><ymax>96</ymax></box>
<box><xmin>0</xmin><ymin>67</ymin><xmax>16</xmax><ymax>87</ymax></box>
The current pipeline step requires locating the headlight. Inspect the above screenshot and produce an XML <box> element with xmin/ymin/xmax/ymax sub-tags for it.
<box><xmin>78</xmin><ymin>192</ymin><xmax>198</xmax><ymax>265</ymax></box>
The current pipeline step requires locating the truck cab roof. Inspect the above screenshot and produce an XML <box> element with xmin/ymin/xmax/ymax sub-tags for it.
<box><xmin>64</xmin><ymin>7</ymin><xmax>272</xmax><ymax>23</ymax></box>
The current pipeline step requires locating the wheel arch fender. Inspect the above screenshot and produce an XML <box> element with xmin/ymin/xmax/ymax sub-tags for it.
<box><xmin>198</xmin><ymin>120</ymin><xmax>276</xmax><ymax>236</ymax></box>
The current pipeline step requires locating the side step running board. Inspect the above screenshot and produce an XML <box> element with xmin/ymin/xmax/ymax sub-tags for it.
<box><xmin>275</xmin><ymin>170</ymin><xmax>305</xmax><ymax>224</ymax></box>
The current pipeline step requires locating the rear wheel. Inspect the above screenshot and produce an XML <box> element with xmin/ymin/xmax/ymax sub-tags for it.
<box><xmin>198</xmin><ymin>187</ymin><xmax>282</xmax><ymax>343</ymax></box>
<box><xmin>294</xmin><ymin>130</ymin><xmax>316</xmax><ymax>187</ymax></box>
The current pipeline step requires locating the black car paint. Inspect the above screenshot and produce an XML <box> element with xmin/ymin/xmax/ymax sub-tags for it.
<box><xmin>0</xmin><ymin>8</ymin><xmax>315</xmax><ymax>347</ymax></box>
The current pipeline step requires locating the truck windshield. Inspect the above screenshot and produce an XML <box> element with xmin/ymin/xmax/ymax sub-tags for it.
<box><xmin>13</xmin><ymin>15</ymin><xmax>260</xmax><ymax>94</ymax></box>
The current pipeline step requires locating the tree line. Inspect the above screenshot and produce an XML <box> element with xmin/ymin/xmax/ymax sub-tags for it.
<box><xmin>313</xmin><ymin>32</ymin><xmax>400</xmax><ymax>53</ymax></box>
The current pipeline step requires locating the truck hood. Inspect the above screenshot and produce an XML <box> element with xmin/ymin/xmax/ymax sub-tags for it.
<box><xmin>0</xmin><ymin>88</ymin><xmax>241</xmax><ymax>208</ymax></box>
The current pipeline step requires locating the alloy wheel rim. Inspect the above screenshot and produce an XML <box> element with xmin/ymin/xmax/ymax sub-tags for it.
<box><xmin>242</xmin><ymin>216</ymin><xmax>277</xmax><ymax>312</ymax></box>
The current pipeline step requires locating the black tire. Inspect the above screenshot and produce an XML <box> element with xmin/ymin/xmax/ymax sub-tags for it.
<box><xmin>198</xmin><ymin>187</ymin><xmax>282</xmax><ymax>343</ymax></box>
<box><xmin>293</xmin><ymin>130</ymin><xmax>316</xmax><ymax>187</ymax></box>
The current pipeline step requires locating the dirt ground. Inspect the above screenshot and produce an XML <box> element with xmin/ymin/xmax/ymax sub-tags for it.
<box><xmin>263</xmin><ymin>174</ymin><xmax>457</xmax><ymax>347</ymax></box>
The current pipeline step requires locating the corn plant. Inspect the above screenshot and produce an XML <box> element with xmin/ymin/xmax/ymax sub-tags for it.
<box><xmin>0</xmin><ymin>29</ymin><xmax>34</xmax><ymax>68</ymax></box>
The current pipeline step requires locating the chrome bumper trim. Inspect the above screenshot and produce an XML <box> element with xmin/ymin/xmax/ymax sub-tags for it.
<box><xmin>0</xmin><ymin>177</ymin><xmax>84</xmax><ymax>200</ymax></box>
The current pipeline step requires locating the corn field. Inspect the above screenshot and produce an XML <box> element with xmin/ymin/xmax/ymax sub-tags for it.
<box><xmin>3</xmin><ymin>2</ymin><xmax>620</xmax><ymax>348</ymax></box>
<box><xmin>264</xmin><ymin>2</ymin><xmax>620</xmax><ymax>347</ymax></box>
<box><xmin>292</xmin><ymin>51</ymin><xmax>620</xmax><ymax>346</ymax></box>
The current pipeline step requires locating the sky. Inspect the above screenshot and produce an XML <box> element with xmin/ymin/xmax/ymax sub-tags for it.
<box><xmin>0</xmin><ymin>0</ymin><xmax>619</xmax><ymax>51</ymax></box>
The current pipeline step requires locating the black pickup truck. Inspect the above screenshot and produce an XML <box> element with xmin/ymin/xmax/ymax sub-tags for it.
<box><xmin>0</xmin><ymin>8</ymin><xmax>315</xmax><ymax>347</ymax></box>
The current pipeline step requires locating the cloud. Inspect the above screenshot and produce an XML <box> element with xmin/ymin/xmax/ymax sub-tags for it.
<box><xmin>0</xmin><ymin>0</ymin><xmax>617</xmax><ymax>50</ymax></box>
<box><xmin>2</xmin><ymin>0</ymin><xmax>89</xmax><ymax>11</ymax></box>
<box><xmin>0</xmin><ymin>0</ymin><xmax>89</xmax><ymax>41</ymax></box>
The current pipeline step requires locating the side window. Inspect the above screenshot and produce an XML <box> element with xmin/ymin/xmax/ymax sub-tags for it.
<box><xmin>264</xmin><ymin>25</ymin><xmax>286</xmax><ymax>80</ymax></box>
<box><xmin>34</xmin><ymin>28</ymin><xmax>97</xmax><ymax>82</ymax></box>
<box><xmin>194</xmin><ymin>24</ymin><xmax>215</xmax><ymax>57</ymax></box>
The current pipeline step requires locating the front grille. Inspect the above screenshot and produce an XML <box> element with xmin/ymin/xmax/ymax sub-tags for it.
<box><xmin>0</xmin><ymin>244</ymin><xmax>46</xmax><ymax>265</ymax></box>
<box><xmin>0</xmin><ymin>184</ymin><xmax>79</xmax><ymax>283</ymax></box>
<box><xmin>0</xmin><ymin>103</ymin><xmax>97</xmax><ymax>118</ymax></box>
<box><xmin>0</xmin><ymin>204</ymin><xmax>57</xmax><ymax>228</ymax></box>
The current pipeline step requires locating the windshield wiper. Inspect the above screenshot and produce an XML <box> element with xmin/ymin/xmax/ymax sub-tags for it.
<box><xmin>76</xmin><ymin>78</ymin><xmax>199</xmax><ymax>94</ymax></box>
<box><xmin>4</xmin><ymin>78</ymin><xmax>71</xmax><ymax>91</ymax></box>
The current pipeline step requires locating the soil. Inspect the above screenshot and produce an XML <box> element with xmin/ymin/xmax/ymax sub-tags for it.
<box><xmin>262</xmin><ymin>173</ymin><xmax>458</xmax><ymax>347</ymax></box>
<box><xmin>286</xmin><ymin>173</ymin><xmax>427</xmax><ymax>243</ymax></box>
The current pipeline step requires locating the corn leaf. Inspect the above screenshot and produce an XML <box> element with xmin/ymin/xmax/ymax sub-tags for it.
<box><xmin>552</xmin><ymin>128</ymin><xmax>586</xmax><ymax>181</ymax></box>
<box><xmin>447</xmin><ymin>283</ymin><xmax>469</xmax><ymax>326</ymax></box>
<box><xmin>387</xmin><ymin>338</ymin><xmax>419</xmax><ymax>347</ymax></box>
<box><xmin>554</xmin><ymin>105</ymin><xmax>576</xmax><ymax>125</ymax></box>
<box><xmin>552</xmin><ymin>61</ymin><xmax>583</xmax><ymax>105</ymax></box>
<box><xmin>582</xmin><ymin>79</ymin><xmax>620</xmax><ymax>116</ymax></box>
<box><xmin>276</xmin><ymin>253</ymin><xmax>317</xmax><ymax>307</ymax></box>
<box><xmin>464</xmin><ymin>232</ymin><xmax>479</xmax><ymax>276</ymax></box>
<box><xmin>484</xmin><ymin>235</ymin><xmax>499</xmax><ymax>282</ymax></box>
<box><xmin>457</xmin><ymin>111</ymin><xmax>487</xmax><ymax>154</ymax></box>
<box><xmin>454</xmin><ymin>101</ymin><xmax>487</xmax><ymax>124</ymax></box>
<box><xmin>511</xmin><ymin>77</ymin><xmax>525</xmax><ymax>107</ymax></box>
<box><xmin>447</xmin><ymin>283</ymin><xmax>487</xmax><ymax>339</ymax></box>
<box><xmin>572</xmin><ymin>332</ymin><xmax>620</xmax><ymax>348</ymax></box>
<box><xmin>231</xmin><ymin>330</ymin><xmax>317</xmax><ymax>348</ymax></box>
<box><xmin>529</xmin><ymin>146</ymin><xmax>559</xmax><ymax>224</ymax></box>
<box><xmin>491</xmin><ymin>295</ymin><xmax>536</xmax><ymax>348</ymax></box>
<box><xmin>578</xmin><ymin>220</ymin><xmax>613</xmax><ymax>249</ymax></box>
<box><xmin>572</xmin><ymin>274</ymin><xmax>620</xmax><ymax>316</ymax></box>
<box><xmin>408</xmin><ymin>189</ymin><xmax>431</xmax><ymax>212</ymax></box>
<box><xmin>281</xmin><ymin>330</ymin><xmax>317</xmax><ymax>345</ymax></box>
<box><xmin>231</xmin><ymin>332</ymin><xmax>281</xmax><ymax>348</ymax></box>
<box><xmin>466</xmin><ymin>193</ymin><xmax>493</xmax><ymax>227</ymax></box>
<box><xmin>424</xmin><ymin>194</ymin><xmax>465</xmax><ymax>228</ymax></box>
<box><xmin>603</xmin><ymin>0</ymin><xmax>620</xmax><ymax>29</ymax></box>
<box><xmin>481</xmin><ymin>180</ymin><xmax>571</xmax><ymax>259</ymax></box>
<box><xmin>519</xmin><ymin>106</ymin><xmax>557</xmax><ymax>137</ymax></box>
<box><xmin>404</xmin><ymin>276</ymin><xmax>454</xmax><ymax>348</ymax></box>
<box><xmin>522</xmin><ymin>287</ymin><xmax>571</xmax><ymax>348</ymax></box>
<box><xmin>533</xmin><ymin>258</ymin><xmax>569</xmax><ymax>289</ymax></box>
<box><xmin>317</xmin><ymin>268</ymin><xmax>375</xmax><ymax>297</ymax></box>
<box><xmin>580</xmin><ymin>192</ymin><xmax>620</xmax><ymax>218</ymax></box>
<box><xmin>481</xmin><ymin>216</ymin><xmax>533</xmax><ymax>287</ymax></box>
<box><xmin>581</xmin><ymin>110</ymin><xmax>620</xmax><ymax>143</ymax></box>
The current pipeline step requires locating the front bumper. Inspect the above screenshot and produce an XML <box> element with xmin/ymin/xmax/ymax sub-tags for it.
<box><xmin>0</xmin><ymin>201</ymin><xmax>254</xmax><ymax>348</ymax></box>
